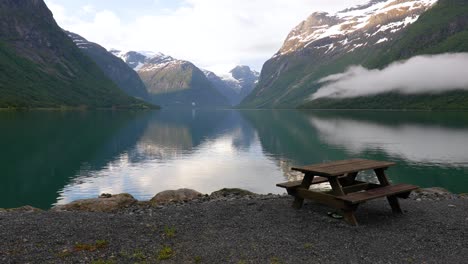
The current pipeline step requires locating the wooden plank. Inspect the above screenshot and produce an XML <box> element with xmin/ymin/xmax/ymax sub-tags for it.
<box><xmin>292</xmin><ymin>159</ymin><xmax>395</xmax><ymax>177</ymax></box>
<box><xmin>295</xmin><ymin>188</ymin><xmax>348</xmax><ymax>209</ymax></box>
<box><xmin>343</xmin><ymin>209</ymin><xmax>359</xmax><ymax>226</ymax></box>
<box><xmin>374</xmin><ymin>168</ymin><xmax>402</xmax><ymax>213</ymax></box>
<box><xmin>342</xmin><ymin>182</ymin><xmax>370</xmax><ymax>194</ymax></box>
<box><xmin>292</xmin><ymin>173</ymin><xmax>314</xmax><ymax>209</ymax></box>
<box><xmin>276</xmin><ymin>176</ymin><xmax>334</xmax><ymax>189</ymax></box>
<box><xmin>336</xmin><ymin>183</ymin><xmax>419</xmax><ymax>204</ymax></box>
<box><xmin>292</xmin><ymin>159</ymin><xmax>365</xmax><ymax>174</ymax></box>
<box><xmin>325</xmin><ymin>160</ymin><xmax>395</xmax><ymax>176</ymax></box>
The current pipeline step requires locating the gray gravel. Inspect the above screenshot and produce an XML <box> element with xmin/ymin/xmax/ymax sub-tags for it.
<box><xmin>1</xmin><ymin>194</ymin><xmax>467</xmax><ymax>264</ymax></box>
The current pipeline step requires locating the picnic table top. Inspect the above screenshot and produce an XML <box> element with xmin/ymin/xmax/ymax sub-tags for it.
<box><xmin>291</xmin><ymin>159</ymin><xmax>396</xmax><ymax>177</ymax></box>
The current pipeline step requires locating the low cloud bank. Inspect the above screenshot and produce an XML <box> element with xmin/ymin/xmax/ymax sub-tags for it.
<box><xmin>311</xmin><ymin>53</ymin><xmax>468</xmax><ymax>100</ymax></box>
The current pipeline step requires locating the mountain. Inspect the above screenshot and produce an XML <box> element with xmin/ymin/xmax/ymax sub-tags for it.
<box><xmin>66</xmin><ymin>31</ymin><xmax>150</xmax><ymax>101</ymax></box>
<box><xmin>203</xmin><ymin>66</ymin><xmax>259</xmax><ymax>106</ymax></box>
<box><xmin>0</xmin><ymin>0</ymin><xmax>150</xmax><ymax>109</ymax></box>
<box><xmin>113</xmin><ymin>51</ymin><xmax>229</xmax><ymax>108</ymax></box>
<box><xmin>240</xmin><ymin>0</ymin><xmax>468</xmax><ymax>109</ymax></box>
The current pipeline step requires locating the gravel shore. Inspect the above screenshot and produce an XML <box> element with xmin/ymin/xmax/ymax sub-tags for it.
<box><xmin>1</xmin><ymin>193</ymin><xmax>467</xmax><ymax>263</ymax></box>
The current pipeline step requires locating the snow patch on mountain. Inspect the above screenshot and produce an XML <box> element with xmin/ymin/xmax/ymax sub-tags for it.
<box><xmin>279</xmin><ymin>0</ymin><xmax>438</xmax><ymax>56</ymax></box>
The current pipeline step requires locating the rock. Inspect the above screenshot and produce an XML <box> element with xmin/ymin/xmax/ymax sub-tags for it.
<box><xmin>416</xmin><ymin>187</ymin><xmax>451</xmax><ymax>196</ymax></box>
<box><xmin>51</xmin><ymin>193</ymin><xmax>137</xmax><ymax>212</ymax></box>
<box><xmin>210</xmin><ymin>188</ymin><xmax>254</xmax><ymax>199</ymax></box>
<box><xmin>150</xmin><ymin>189</ymin><xmax>203</xmax><ymax>205</ymax></box>
<box><xmin>1</xmin><ymin>206</ymin><xmax>43</xmax><ymax>213</ymax></box>
<box><xmin>99</xmin><ymin>193</ymin><xmax>112</xmax><ymax>198</ymax></box>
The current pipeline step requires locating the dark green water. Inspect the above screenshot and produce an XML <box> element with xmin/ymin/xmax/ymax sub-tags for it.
<box><xmin>1</xmin><ymin>110</ymin><xmax>467</xmax><ymax>209</ymax></box>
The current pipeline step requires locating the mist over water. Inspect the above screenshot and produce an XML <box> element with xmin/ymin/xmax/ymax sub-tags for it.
<box><xmin>311</xmin><ymin>53</ymin><xmax>468</xmax><ymax>99</ymax></box>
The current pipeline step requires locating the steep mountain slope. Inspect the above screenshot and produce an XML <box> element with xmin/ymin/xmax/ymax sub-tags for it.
<box><xmin>241</xmin><ymin>0</ymin><xmax>468</xmax><ymax>109</ymax></box>
<box><xmin>0</xmin><ymin>0</ymin><xmax>149</xmax><ymax>109</ymax></box>
<box><xmin>114</xmin><ymin>51</ymin><xmax>229</xmax><ymax>108</ymax></box>
<box><xmin>203</xmin><ymin>66</ymin><xmax>259</xmax><ymax>106</ymax></box>
<box><xmin>66</xmin><ymin>32</ymin><xmax>150</xmax><ymax>101</ymax></box>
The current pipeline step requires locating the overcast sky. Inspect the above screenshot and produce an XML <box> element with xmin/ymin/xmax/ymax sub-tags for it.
<box><xmin>45</xmin><ymin>0</ymin><xmax>369</xmax><ymax>74</ymax></box>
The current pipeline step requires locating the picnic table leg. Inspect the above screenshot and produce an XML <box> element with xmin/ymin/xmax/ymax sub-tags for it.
<box><xmin>329</xmin><ymin>177</ymin><xmax>359</xmax><ymax>226</ymax></box>
<box><xmin>374</xmin><ymin>168</ymin><xmax>403</xmax><ymax>214</ymax></box>
<box><xmin>292</xmin><ymin>172</ymin><xmax>314</xmax><ymax>209</ymax></box>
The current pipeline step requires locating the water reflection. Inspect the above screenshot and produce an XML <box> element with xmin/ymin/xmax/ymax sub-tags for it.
<box><xmin>309</xmin><ymin>116</ymin><xmax>468</xmax><ymax>166</ymax></box>
<box><xmin>1</xmin><ymin>110</ymin><xmax>467</xmax><ymax>209</ymax></box>
<box><xmin>56</xmin><ymin>110</ymin><xmax>284</xmax><ymax>205</ymax></box>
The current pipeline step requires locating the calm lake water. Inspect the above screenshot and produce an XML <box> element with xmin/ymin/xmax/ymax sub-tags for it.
<box><xmin>1</xmin><ymin>109</ymin><xmax>467</xmax><ymax>209</ymax></box>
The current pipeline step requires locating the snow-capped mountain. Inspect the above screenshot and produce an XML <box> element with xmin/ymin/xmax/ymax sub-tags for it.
<box><xmin>66</xmin><ymin>32</ymin><xmax>150</xmax><ymax>101</ymax></box>
<box><xmin>111</xmin><ymin>50</ymin><xmax>229</xmax><ymax>108</ymax></box>
<box><xmin>240</xmin><ymin>0</ymin><xmax>468</xmax><ymax>109</ymax></box>
<box><xmin>203</xmin><ymin>66</ymin><xmax>259</xmax><ymax>106</ymax></box>
<box><xmin>278</xmin><ymin>0</ymin><xmax>437</xmax><ymax>56</ymax></box>
<box><xmin>110</xmin><ymin>50</ymin><xmax>176</xmax><ymax>71</ymax></box>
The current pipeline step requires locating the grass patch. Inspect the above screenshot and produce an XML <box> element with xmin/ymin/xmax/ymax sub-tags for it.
<box><xmin>270</xmin><ymin>257</ymin><xmax>282</xmax><ymax>264</ymax></box>
<box><xmin>157</xmin><ymin>246</ymin><xmax>174</xmax><ymax>260</ymax></box>
<box><xmin>163</xmin><ymin>226</ymin><xmax>176</xmax><ymax>238</ymax></box>
<box><xmin>132</xmin><ymin>249</ymin><xmax>147</xmax><ymax>261</ymax></box>
<box><xmin>74</xmin><ymin>240</ymin><xmax>109</xmax><ymax>252</ymax></box>
<box><xmin>91</xmin><ymin>260</ymin><xmax>115</xmax><ymax>264</ymax></box>
<box><xmin>303</xmin><ymin>243</ymin><xmax>313</xmax><ymax>249</ymax></box>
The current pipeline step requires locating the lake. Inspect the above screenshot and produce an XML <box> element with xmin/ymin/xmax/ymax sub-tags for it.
<box><xmin>1</xmin><ymin>109</ymin><xmax>467</xmax><ymax>209</ymax></box>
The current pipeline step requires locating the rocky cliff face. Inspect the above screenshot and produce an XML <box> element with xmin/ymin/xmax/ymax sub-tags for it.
<box><xmin>240</xmin><ymin>0</ymin><xmax>467</xmax><ymax>109</ymax></box>
<box><xmin>67</xmin><ymin>32</ymin><xmax>150</xmax><ymax>101</ymax></box>
<box><xmin>113</xmin><ymin>51</ymin><xmax>229</xmax><ymax>108</ymax></box>
<box><xmin>0</xmin><ymin>0</ymin><xmax>149</xmax><ymax>108</ymax></box>
<box><xmin>203</xmin><ymin>66</ymin><xmax>259</xmax><ymax>106</ymax></box>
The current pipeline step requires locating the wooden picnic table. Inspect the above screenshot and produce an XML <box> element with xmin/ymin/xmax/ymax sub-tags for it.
<box><xmin>277</xmin><ymin>159</ymin><xmax>418</xmax><ymax>225</ymax></box>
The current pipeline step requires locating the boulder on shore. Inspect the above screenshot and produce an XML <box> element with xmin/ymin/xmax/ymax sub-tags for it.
<box><xmin>210</xmin><ymin>188</ymin><xmax>254</xmax><ymax>199</ymax></box>
<box><xmin>150</xmin><ymin>189</ymin><xmax>202</xmax><ymax>205</ymax></box>
<box><xmin>51</xmin><ymin>193</ymin><xmax>137</xmax><ymax>212</ymax></box>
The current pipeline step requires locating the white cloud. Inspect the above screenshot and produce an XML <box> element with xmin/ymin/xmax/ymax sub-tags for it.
<box><xmin>45</xmin><ymin>0</ymin><xmax>369</xmax><ymax>74</ymax></box>
<box><xmin>312</xmin><ymin>53</ymin><xmax>468</xmax><ymax>99</ymax></box>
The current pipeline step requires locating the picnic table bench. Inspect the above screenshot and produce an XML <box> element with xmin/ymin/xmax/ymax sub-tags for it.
<box><xmin>277</xmin><ymin>159</ymin><xmax>418</xmax><ymax>225</ymax></box>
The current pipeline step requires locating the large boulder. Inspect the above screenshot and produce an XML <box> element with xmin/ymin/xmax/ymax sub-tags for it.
<box><xmin>210</xmin><ymin>188</ymin><xmax>254</xmax><ymax>199</ymax></box>
<box><xmin>51</xmin><ymin>193</ymin><xmax>137</xmax><ymax>212</ymax></box>
<box><xmin>150</xmin><ymin>189</ymin><xmax>202</xmax><ymax>205</ymax></box>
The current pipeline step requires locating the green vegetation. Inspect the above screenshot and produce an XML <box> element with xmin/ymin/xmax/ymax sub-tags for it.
<box><xmin>163</xmin><ymin>226</ymin><xmax>176</xmax><ymax>238</ymax></box>
<box><xmin>91</xmin><ymin>260</ymin><xmax>115</xmax><ymax>264</ymax></box>
<box><xmin>132</xmin><ymin>249</ymin><xmax>147</xmax><ymax>261</ymax></box>
<box><xmin>0</xmin><ymin>1</ymin><xmax>155</xmax><ymax>109</ymax></box>
<box><xmin>157</xmin><ymin>246</ymin><xmax>174</xmax><ymax>260</ymax></box>
<box><xmin>73</xmin><ymin>240</ymin><xmax>109</xmax><ymax>252</ymax></box>
<box><xmin>300</xmin><ymin>91</ymin><xmax>468</xmax><ymax>110</ymax></box>
<box><xmin>270</xmin><ymin>257</ymin><xmax>282</xmax><ymax>264</ymax></box>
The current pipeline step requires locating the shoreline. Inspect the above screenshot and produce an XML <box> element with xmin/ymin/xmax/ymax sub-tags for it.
<box><xmin>1</xmin><ymin>188</ymin><xmax>467</xmax><ymax>263</ymax></box>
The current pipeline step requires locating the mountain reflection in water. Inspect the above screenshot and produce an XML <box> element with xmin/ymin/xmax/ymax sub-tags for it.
<box><xmin>1</xmin><ymin>110</ymin><xmax>467</xmax><ymax>209</ymax></box>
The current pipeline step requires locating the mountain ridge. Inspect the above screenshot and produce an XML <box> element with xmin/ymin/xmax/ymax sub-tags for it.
<box><xmin>0</xmin><ymin>0</ymin><xmax>151</xmax><ymax>109</ymax></box>
<box><xmin>240</xmin><ymin>0</ymin><xmax>468</xmax><ymax>109</ymax></box>
<box><xmin>112</xmin><ymin>50</ymin><xmax>229</xmax><ymax>108</ymax></box>
<box><xmin>203</xmin><ymin>66</ymin><xmax>259</xmax><ymax>106</ymax></box>
<box><xmin>66</xmin><ymin>31</ymin><xmax>150</xmax><ymax>101</ymax></box>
